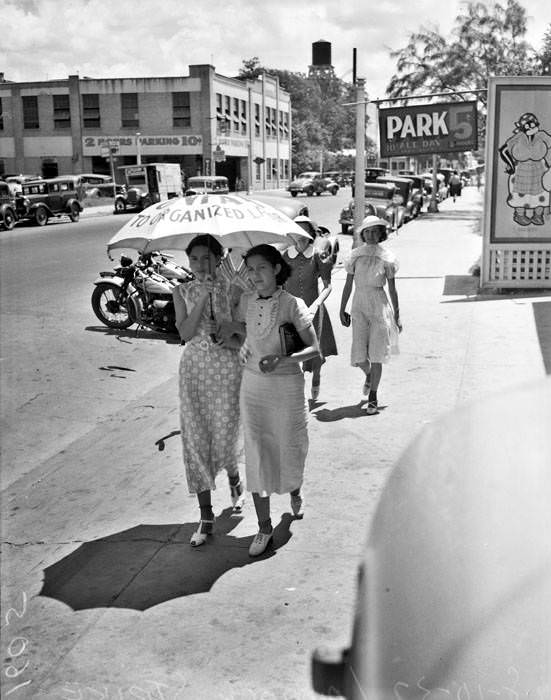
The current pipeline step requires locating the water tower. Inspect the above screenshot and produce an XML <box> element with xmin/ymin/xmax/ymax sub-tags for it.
<box><xmin>309</xmin><ymin>40</ymin><xmax>335</xmax><ymax>79</ymax></box>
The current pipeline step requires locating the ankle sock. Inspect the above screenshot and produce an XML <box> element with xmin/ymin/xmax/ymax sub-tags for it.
<box><xmin>368</xmin><ymin>390</ymin><xmax>377</xmax><ymax>403</ymax></box>
<box><xmin>258</xmin><ymin>518</ymin><xmax>272</xmax><ymax>534</ymax></box>
<box><xmin>200</xmin><ymin>505</ymin><xmax>214</xmax><ymax>521</ymax></box>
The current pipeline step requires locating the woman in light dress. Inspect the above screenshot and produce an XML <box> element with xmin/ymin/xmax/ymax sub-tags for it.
<box><xmin>173</xmin><ymin>234</ymin><xmax>245</xmax><ymax>547</ymax></box>
<box><xmin>340</xmin><ymin>216</ymin><xmax>402</xmax><ymax>415</ymax></box>
<box><xmin>237</xmin><ymin>244</ymin><xmax>319</xmax><ymax>557</ymax></box>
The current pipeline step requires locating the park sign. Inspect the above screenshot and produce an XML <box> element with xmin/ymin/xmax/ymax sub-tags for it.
<box><xmin>378</xmin><ymin>101</ymin><xmax>478</xmax><ymax>157</ymax></box>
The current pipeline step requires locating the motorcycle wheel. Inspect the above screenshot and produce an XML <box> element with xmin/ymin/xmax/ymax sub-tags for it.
<box><xmin>91</xmin><ymin>283</ymin><xmax>134</xmax><ymax>329</ymax></box>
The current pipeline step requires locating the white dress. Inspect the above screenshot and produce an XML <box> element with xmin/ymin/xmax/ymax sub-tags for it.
<box><xmin>344</xmin><ymin>243</ymin><xmax>399</xmax><ymax>365</ymax></box>
<box><xmin>237</xmin><ymin>288</ymin><xmax>312</xmax><ymax>496</ymax></box>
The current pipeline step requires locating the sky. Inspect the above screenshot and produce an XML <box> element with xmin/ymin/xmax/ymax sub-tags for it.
<box><xmin>1</xmin><ymin>0</ymin><xmax>549</xmax><ymax>98</ymax></box>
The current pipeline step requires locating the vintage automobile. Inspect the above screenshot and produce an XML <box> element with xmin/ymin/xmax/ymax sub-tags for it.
<box><xmin>350</xmin><ymin>167</ymin><xmax>390</xmax><ymax>195</ymax></box>
<box><xmin>250</xmin><ymin>195</ymin><xmax>339</xmax><ymax>265</ymax></box>
<box><xmin>86</xmin><ymin>182</ymin><xmax>127</xmax><ymax>198</ymax></box>
<box><xmin>115</xmin><ymin>163</ymin><xmax>184</xmax><ymax>213</ymax></box>
<box><xmin>184</xmin><ymin>175</ymin><xmax>229</xmax><ymax>196</ymax></box>
<box><xmin>312</xmin><ymin>380</ymin><xmax>551</xmax><ymax>699</ymax></box>
<box><xmin>287</xmin><ymin>171</ymin><xmax>339</xmax><ymax>197</ymax></box>
<box><xmin>0</xmin><ymin>181</ymin><xmax>18</xmax><ymax>230</ymax></box>
<box><xmin>15</xmin><ymin>176</ymin><xmax>83</xmax><ymax>226</ymax></box>
<box><xmin>4</xmin><ymin>173</ymin><xmax>43</xmax><ymax>195</ymax></box>
<box><xmin>376</xmin><ymin>175</ymin><xmax>418</xmax><ymax>222</ymax></box>
<box><xmin>338</xmin><ymin>182</ymin><xmax>406</xmax><ymax>235</ymax></box>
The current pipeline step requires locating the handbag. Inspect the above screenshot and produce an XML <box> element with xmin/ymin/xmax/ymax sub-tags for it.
<box><xmin>279</xmin><ymin>322</ymin><xmax>306</xmax><ymax>356</ymax></box>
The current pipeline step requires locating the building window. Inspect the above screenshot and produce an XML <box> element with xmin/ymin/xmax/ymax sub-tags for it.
<box><xmin>232</xmin><ymin>97</ymin><xmax>239</xmax><ymax>133</ymax></box>
<box><xmin>22</xmin><ymin>96</ymin><xmax>39</xmax><ymax>129</ymax></box>
<box><xmin>121</xmin><ymin>93</ymin><xmax>139</xmax><ymax>128</ymax></box>
<box><xmin>172</xmin><ymin>92</ymin><xmax>190</xmax><ymax>128</ymax></box>
<box><xmin>82</xmin><ymin>94</ymin><xmax>100</xmax><ymax>128</ymax></box>
<box><xmin>254</xmin><ymin>103</ymin><xmax>260</xmax><ymax>137</ymax></box>
<box><xmin>240</xmin><ymin>99</ymin><xmax>247</xmax><ymax>135</ymax></box>
<box><xmin>265</xmin><ymin>107</ymin><xmax>273</xmax><ymax>139</ymax></box>
<box><xmin>53</xmin><ymin>94</ymin><xmax>71</xmax><ymax>129</ymax></box>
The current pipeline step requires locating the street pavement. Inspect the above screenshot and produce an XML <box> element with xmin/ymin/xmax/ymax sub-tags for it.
<box><xmin>1</xmin><ymin>187</ymin><xmax>550</xmax><ymax>699</ymax></box>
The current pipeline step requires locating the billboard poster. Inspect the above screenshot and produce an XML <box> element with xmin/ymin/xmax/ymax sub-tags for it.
<box><xmin>378</xmin><ymin>101</ymin><xmax>478</xmax><ymax>158</ymax></box>
<box><xmin>486</xmin><ymin>78</ymin><xmax>551</xmax><ymax>243</ymax></box>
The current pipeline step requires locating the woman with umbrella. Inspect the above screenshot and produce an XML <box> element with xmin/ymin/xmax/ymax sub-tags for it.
<box><xmin>173</xmin><ymin>234</ymin><xmax>245</xmax><ymax>547</ymax></box>
<box><xmin>237</xmin><ymin>244</ymin><xmax>320</xmax><ymax>557</ymax></box>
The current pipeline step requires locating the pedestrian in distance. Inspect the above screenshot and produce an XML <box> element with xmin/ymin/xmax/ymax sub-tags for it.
<box><xmin>237</xmin><ymin>244</ymin><xmax>319</xmax><ymax>557</ymax></box>
<box><xmin>282</xmin><ymin>216</ymin><xmax>338</xmax><ymax>401</ymax></box>
<box><xmin>339</xmin><ymin>216</ymin><xmax>402</xmax><ymax>415</ymax></box>
<box><xmin>173</xmin><ymin>234</ymin><xmax>246</xmax><ymax>548</ymax></box>
<box><xmin>449</xmin><ymin>170</ymin><xmax>462</xmax><ymax>202</ymax></box>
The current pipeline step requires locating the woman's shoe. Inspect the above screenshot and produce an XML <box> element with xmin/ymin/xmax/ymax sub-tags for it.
<box><xmin>365</xmin><ymin>398</ymin><xmax>379</xmax><ymax>415</ymax></box>
<box><xmin>190</xmin><ymin>519</ymin><xmax>214</xmax><ymax>547</ymax></box>
<box><xmin>229</xmin><ymin>479</ymin><xmax>245</xmax><ymax>513</ymax></box>
<box><xmin>248</xmin><ymin>530</ymin><xmax>273</xmax><ymax>557</ymax></box>
<box><xmin>311</xmin><ymin>383</ymin><xmax>320</xmax><ymax>401</ymax></box>
<box><xmin>290</xmin><ymin>493</ymin><xmax>304</xmax><ymax>518</ymax></box>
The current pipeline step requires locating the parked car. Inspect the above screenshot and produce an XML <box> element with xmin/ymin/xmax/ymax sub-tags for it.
<box><xmin>351</xmin><ymin>167</ymin><xmax>390</xmax><ymax>195</ymax></box>
<box><xmin>287</xmin><ymin>171</ymin><xmax>339</xmax><ymax>197</ymax></box>
<box><xmin>401</xmin><ymin>175</ymin><xmax>426</xmax><ymax>217</ymax></box>
<box><xmin>86</xmin><ymin>183</ymin><xmax>126</xmax><ymax>198</ymax></box>
<box><xmin>3</xmin><ymin>174</ymin><xmax>43</xmax><ymax>195</ymax></box>
<box><xmin>0</xmin><ymin>181</ymin><xmax>18</xmax><ymax>230</ymax></box>
<box><xmin>115</xmin><ymin>163</ymin><xmax>184</xmax><ymax>213</ymax></box>
<box><xmin>184</xmin><ymin>175</ymin><xmax>229</xmax><ymax>196</ymax></box>
<box><xmin>15</xmin><ymin>176</ymin><xmax>84</xmax><ymax>226</ymax></box>
<box><xmin>339</xmin><ymin>182</ymin><xmax>406</xmax><ymax>235</ymax></box>
<box><xmin>250</xmin><ymin>195</ymin><xmax>339</xmax><ymax>265</ymax></box>
<box><xmin>376</xmin><ymin>175</ymin><xmax>417</xmax><ymax>222</ymax></box>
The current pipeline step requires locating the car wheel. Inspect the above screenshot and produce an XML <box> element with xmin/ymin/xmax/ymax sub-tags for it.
<box><xmin>2</xmin><ymin>208</ymin><xmax>16</xmax><ymax>231</ymax></box>
<box><xmin>35</xmin><ymin>206</ymin><xmax>48</xmax><ymax>227</ymax></box>
<box><xmin>315</xmin><ymin>190</ymin><xmax>322</xmax><ymax>196</ymax></box>
<box><xmin>331</xmin><ymin>187</ymin><xmax>338</xmax><ymax>195</ymax></box>
<box><xmin>290</xmin><ymin>191</ymin><xmax>298</xmax><ymax>198</ymax></box>
<box><xmin>114</xmin><ymin>198</ymin><xmax>126</xmax><ymax>214</ymax></box>
<box><xmin>69</xmin><ymin>203</ymin><xmax>80</xmax><ymax>222</ymax></box>
<box><xmin>141</xmin><ymin>196</ymin><xmax>152</xmax><ymax>210</ymax></box>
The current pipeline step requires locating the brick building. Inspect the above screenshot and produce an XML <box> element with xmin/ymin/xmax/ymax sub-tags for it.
<box><xmin>0</xmin><ymin>66</ymin><xmax>291</xmax><ymax>191</ymax></box>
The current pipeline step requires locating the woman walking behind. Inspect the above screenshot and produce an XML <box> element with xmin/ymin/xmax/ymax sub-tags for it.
<box><xmin>282</xmin><ymin>216</ymin><xmax>338</xmax><ymax>401</ymax></box>
<box><xmin>173</xmin><ymin>234</ymin><xmax>245</xmax><ymax>548</ymax></box>
<box><xmin>238</xmin><ymin>244</ymin><xmax>319</xmax><ymax>557</ymax></box>
<box><xmin>339</xmin><ymin>216</ymin><xmax>402</xmax><ymax>415</ymax></box>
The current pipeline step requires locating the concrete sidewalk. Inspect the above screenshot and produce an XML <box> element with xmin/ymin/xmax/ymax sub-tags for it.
<box><xmin>2</xmin><ymin>186</ymin><xmax>550</xmax><ymax>699</ymax></box>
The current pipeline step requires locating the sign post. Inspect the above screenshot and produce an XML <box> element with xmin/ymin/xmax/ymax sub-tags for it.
<box><xmin>353</xmin><ymin>79</ymin><xmax>366</xmax><ymax>248</ymax></box>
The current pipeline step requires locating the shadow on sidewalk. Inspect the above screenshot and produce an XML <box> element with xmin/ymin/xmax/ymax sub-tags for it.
<box><xmin>38</xmin><ymin>509</ymin><xmax>293</xmax><ymax>611</ymax></box>
<box><xmin>85</xmin><ymin>324</ymin><xmax>180</xmax><ymax>344</ymax></box>
<box><xmin>313</xmin><ymin>401</ymin><xmax>385</xmax><ymax>421</ymax></box>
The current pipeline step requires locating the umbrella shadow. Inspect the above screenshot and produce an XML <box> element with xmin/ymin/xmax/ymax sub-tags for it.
<box><xmin>85</xmin><ymin>325</ymin><xmax>181</xmax><ymax>345</ymax></box>
<box><xmin>39</xmin><ymin>509</ymin><xmax>293</xmax><ymax>611</ymax></box>
<box><xmin>313</xmin><ymin>401</ymin><xmax>386</xmax><ymax>421</ymax></box>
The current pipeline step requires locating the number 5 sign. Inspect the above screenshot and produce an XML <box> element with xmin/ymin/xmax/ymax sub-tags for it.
<box><xmin>378</xmin><ymin>101</ymin><xmax>478</xmax><ymax>157</ymax></box>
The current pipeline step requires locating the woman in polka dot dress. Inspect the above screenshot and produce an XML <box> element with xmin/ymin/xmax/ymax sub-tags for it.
<box><xmin>173</xmin><ymin>234</ymin><xmax>245</xmax><ymax>547</ymax></box>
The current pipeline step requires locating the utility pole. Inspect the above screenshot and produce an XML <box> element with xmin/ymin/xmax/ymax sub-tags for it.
<box><xmin>428</xmin><ymin>153</ymin><xmax>439</xmax><ymax>212</ymax></box>
<box><xmin>353</xmin><ymin>78</ymin><xmax>366</xmax><ymax>247</ymax></box>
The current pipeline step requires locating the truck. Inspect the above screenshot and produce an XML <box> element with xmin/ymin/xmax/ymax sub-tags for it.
<box><xmin>114</xmin><ymin>163</ymin><xmax>183</xmax><ymax>213</ymax></box>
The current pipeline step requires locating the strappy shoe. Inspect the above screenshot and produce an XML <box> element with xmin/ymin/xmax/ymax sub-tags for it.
<box><xmin>229</xmin><ymin>479</ymin><xmax>245</xmax><ymax>513</ymax></box>
<box><xmin>290</xmin><ymin>493</ymin><xmax>304</xmax><ymax>519</ymax></box>
<box><xmin>249</xmin><ymin>530</ymin><xmax>273</xmax><ymax>557</ymax></box>
<box><xmin>190</xmin><ymin>519</ymin><xmax>214</xmax><ymax>547</ymax></box>
<box><xmin>365</xmin><ymin>398</ymin><xmax>379</xmax><ymax>415</ymax></box>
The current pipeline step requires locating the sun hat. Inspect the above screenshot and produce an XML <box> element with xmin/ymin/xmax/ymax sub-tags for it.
<box><xmin>357</xmin><ymin>215</ymin><xmax>388</xmax><ymax>233</ymax></box>
<box><xmin>293</xmin><ymin>215</ymin><xmax>317</xmax><ymax>238</ymax></box>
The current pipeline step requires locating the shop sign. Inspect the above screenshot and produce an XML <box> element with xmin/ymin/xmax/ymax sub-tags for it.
<box><xmin>83</xmin><ymin>134</ymin><xmax>203</xmax><ymax>156</ymax></box>
<box><xmin>378</xmin><ymin>101</ymin><xmax>478</xmax><ymax>157</ymax></box>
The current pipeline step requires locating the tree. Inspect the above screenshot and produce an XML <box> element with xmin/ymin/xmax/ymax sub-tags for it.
<box><xmin>237</xmin><ymin>58</ymin><xmax>358</xmax><ymax>174</ymax></box>
<box><xmin>387</xmin><ymin>0</ymin><xmax>539</xmax><ymax>106</ymax></box>
<box><xmin>538</xmin><ymin>24</ymin><xmax>551</xmax><ymax>75</ymax></box>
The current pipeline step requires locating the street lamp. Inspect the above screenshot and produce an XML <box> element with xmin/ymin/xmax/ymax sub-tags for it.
<box><xmin>136</xmin><ymin>132</ymin><xmax>141</xmax><ymax>165</ymax></box>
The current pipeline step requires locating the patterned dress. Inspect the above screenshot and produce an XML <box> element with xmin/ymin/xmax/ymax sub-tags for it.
<box><xmin>175</xmin><ymin>277</ymin><xmax>243</xmax><ymax>494</ymax></box>
<box><xmin>237</xmin><ymin>288</ymin><xmax>312</xmax><ymax>496</ymax></box>
<box><xmin>283</xmin><ymin>245</ymin><xmax>338</xmax><ymax>371</ymax></box>
<box><xmin>344</xmin><ymin>243</ymin><xmax>400</xmax><ymax>365</ymax></box>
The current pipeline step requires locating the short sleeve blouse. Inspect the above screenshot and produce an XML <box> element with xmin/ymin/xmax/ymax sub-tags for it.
<box><xmin>237</xmin><ymin>288</ymin><xmax>312</xmax><ymax>375</ymax></box>
<box><xmin>344</xmin><ymin>243</ymin><xmax>399</xmax><ymax>289</ymax></box>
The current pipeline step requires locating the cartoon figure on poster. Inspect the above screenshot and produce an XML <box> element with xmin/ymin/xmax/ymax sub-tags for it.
<box><xmin>498</xmin><ymin>112</ymin><xmax>551</xmax><ymax>226</ymax></box>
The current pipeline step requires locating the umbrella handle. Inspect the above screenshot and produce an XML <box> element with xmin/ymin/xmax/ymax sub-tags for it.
<box><xmin>209</xmin><ymin>291</ymin><xmax>217</xmax><ymax>343</ymax></box>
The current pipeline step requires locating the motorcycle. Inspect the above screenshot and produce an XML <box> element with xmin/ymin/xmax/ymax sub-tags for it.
<box><xmin>91</xmin><ymin>251</ymin><xmax>192</xmax><ymax>335</ymax></box>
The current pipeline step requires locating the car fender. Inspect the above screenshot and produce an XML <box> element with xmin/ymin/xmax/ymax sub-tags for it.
<box><xmin>65</xmin><ymin>198</ymin><xmax>83</xmax><ymax>212</ymax></box>
<box><xmin>27</xmin><ymin>202</ymin><xmax>54</xmax><ymax>217</ymax></box>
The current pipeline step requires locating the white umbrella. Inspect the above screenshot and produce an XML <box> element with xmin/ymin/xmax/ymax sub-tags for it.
<box><xmin>107</xmin><ymin>193</ymin><xmax>312</xmax><ymax>254</ymax></box>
